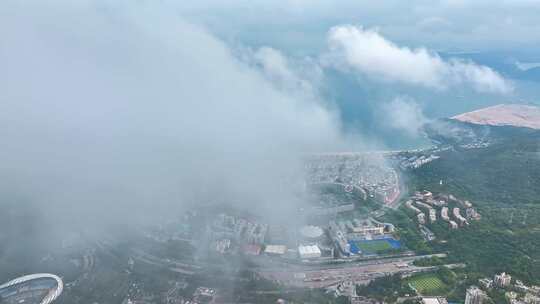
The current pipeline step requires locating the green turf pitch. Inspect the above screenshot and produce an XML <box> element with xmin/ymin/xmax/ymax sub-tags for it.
<box><xmin>407</xmin><ymin>275</ymin><xmax>446</xmax><ymax>295</ymax></box>
<box><xmin>357</xmin><ymin>240</ymin><xmax>392</xmax><ymax>253</ymax></box>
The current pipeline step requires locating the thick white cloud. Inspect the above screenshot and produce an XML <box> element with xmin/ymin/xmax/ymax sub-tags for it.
<box><xmin>326</xmin><ymin>25</ymin><xmax>513</xmax><ymax>94</ymax></box>
<box><xmin>448</xmin><ymin>59</ymin><xmax>514</xmax><ymax>93</ymax></box>
<box><xmin>0</xmin><ymin>1</ymin><xmax>347</xmax><ymax>227</ymax></box>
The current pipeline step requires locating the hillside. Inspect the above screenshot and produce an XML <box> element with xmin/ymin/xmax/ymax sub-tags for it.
<box><xmin>412</xmin><ymin>134</ymin><xmax>540</xmax><ymax>204</ymax></box>
<box><xmin>408</xmin><ymin>127</ymin><xmax>540</xmax><ymax>286</ymax></box>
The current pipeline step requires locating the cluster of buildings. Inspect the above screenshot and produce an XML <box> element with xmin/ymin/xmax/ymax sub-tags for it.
<box><xmin>295</xmin><ymin>220</ymin><xmax>369</xmax><ymax>260</ymax></box>
<box><xmin>458</xmin><ymin>141</ymin><xmax>492</xmax><ymax>150</ymax></box>
<box><xmin>212</xmin><ymin>214</ymin><xmax>268</xmax><ymax>244</ymax></box>
<box><xmin>399</xmin><ymin>154</ymin><xmax>441</xmax><ymax>170</ymax></box>
<box><xmin>512</xmin><ymin>293</ymin><xmax>540</xmax><ymax>304</ymax></box>
<box><xmin>208</xmin><ymin>210</ymin><xmax>398</xmax><ymax>261</ymax></box>
<box><xmin>209</xmin><ymin>213</ymin><xmax>330</xmax><ymax>260</ymax></box>
<box><xmin>190</xmin><ymin>287</ymin><xmax>216</xmax><ymax>304</ymax></box>
<box><xmin>388</xmin><ymin>147</ymin><xmax>451</xmax><ymax>171</ymax></box>
<box><xmin>297</xmin><ymin>225</ymin><xmax>327</xmax><ymax>259</ymax></box>
<box><xmin>329</xmin><ymin>218</ymin><xmax>396</xmax><ymax>257</ymax></box>
<box><xmin>122</xmin><ymin>280</ymin><xmax>217</xmax><ymax>304</ymax></box>
<box><xmin>341</xmin><ymin>218</ymin><xmax>394</xmax><ymax>239</ymax></box>
<box><xmin>156</xmin><ymin>280</ymin><xmax>188</xmax><ymax>304</ymax></box>
<box><xmin>338</xmin><ymin>282</ymin><xmax>400</xmax><ymax>304</ymax></box>
<box><xmin>422</xmin><ymin>286</ymin><xmax>512</xmax><ymax>304</ymax></box>
<box><xmin>210</xmin><ymin>213</ymin><xmax>268</xmax><ymax>255</ymax></box>
<box><xmin>329</xmin><ymin>221</ymin><xmax>351</xmax><ymax>256</ymax></box>
<box><xmin>405</xmin><ymin>191</ymin><xmax>481</xmax><ymax>231</ymax></box>
<box><xmin>203</xmin><ymin>157</ymin><xmax>402</xmax><ymax>262</ymax></box>
<box><xmin>305</xmin><ymin>153</ymin><xmax>400</xmax><ymax>204</ymax></box>
<box><xmin>452</xmin><ymin>208</ymin><xmax>467</xmax><ymax>227</ymax></box>
<box><xmin>478</xmin><ymin>272</ymin><xmax>540</xmax><ymax>304</ymax></box>
<box><xmin>303</xmin><ymin>183</ymin><xmax>358</xmax><ymax>217</ymax></box>
<box><xmin>157</xmin><ymin>285</ymin><xmax>216</xmax><ymax>304</ymax></box>
<box><xmin>507</xmin><ymin>290</ymin><xmax>540</xmax><ymax>304</ymax></box>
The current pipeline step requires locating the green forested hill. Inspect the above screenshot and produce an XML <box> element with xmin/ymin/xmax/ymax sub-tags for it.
<box><xmin>409</xmin><ymin>128</ymin><xmax>540</xmax><ymax>286</ymax></box>
<box><xmin>412</xmin><ymin>129</ymin><xmax>540</xmax><ymax>205</ymax></box>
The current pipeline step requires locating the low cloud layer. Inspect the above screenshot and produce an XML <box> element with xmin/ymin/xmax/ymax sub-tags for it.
<box><xmin>0</xmin><ymin>1</ymin><xmax>349</xmax><ymax>228</ymax></box>
<box><xmin>380</xmin><ymin>97</ymin><xmax>430</xmax><ymax>138</ymax></box>
<box><xmin>251</xmin><ymin>47</ymin><xmax>324</xmax><ymax>100</ymax></box>
<box><xmin>0</xmin><ymin>1</ymin><xmax>523</xmax><ymax>234</ymax></box>
<box><xmin>326</xmin><ymin>25</ymin><xmax>513</xmax><ymax>94</ymax></box>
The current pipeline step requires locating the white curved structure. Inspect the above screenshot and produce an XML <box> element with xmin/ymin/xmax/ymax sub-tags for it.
<box><xmin>0</xmin><ymin>273</ymin><xmax>63</xmax><ymax>304</ymax></box>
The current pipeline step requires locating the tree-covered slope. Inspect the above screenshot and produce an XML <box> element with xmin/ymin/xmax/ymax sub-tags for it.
<box><xmin>408</xmin><ymin>127</ymin><xmax>540</xmax><ymax>285</ymax></box>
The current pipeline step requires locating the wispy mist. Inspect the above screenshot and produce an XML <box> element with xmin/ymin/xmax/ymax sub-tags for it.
<box><xmin>380</xmin><ymin>97</ymin><xmax>431</xmax><ymax>138</ymax></box>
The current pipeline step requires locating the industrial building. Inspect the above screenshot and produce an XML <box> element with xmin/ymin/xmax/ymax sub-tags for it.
<box><xmin>264</xmin><ymin>245</ymin><xmax>287</xmax><ymax>255</ymax></box>
<box><xmin>298</xmin><ymin>245</ymin><xmax>322</xmax><ymax>259</ymax></box>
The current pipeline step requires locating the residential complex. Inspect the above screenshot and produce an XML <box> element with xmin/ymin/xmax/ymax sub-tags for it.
<box><xmin>306</xmin><ymin>153</ymin><xmax>400</xmax><ymax>205</ymax></box>
<box><xmin>494</xmin><ymin>272</ymin><xmax>512</xmax><ymax>288</ymax></box>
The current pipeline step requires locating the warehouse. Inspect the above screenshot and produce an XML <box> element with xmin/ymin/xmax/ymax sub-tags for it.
<box><xmin>298</xmin><ymin>245</ymin><xmax>322</xmax><ymax>259</ymax></box>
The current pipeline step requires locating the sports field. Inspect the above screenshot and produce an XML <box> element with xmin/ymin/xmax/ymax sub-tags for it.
<box><xmin>407</xmin><ymin>274</ymin><xmax>446</xmax><ymax>295</ymax></box>
<box><xmin>350</xmin><ymin>238</ymin><xmax>401</xmax><ymax>254</ymax></box>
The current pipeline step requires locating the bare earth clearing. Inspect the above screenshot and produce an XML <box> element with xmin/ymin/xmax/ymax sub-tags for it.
<box><xmin>452</xmin><ymin>104</ymin><xmax>540</xmax><ymax>130</ymax></box>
